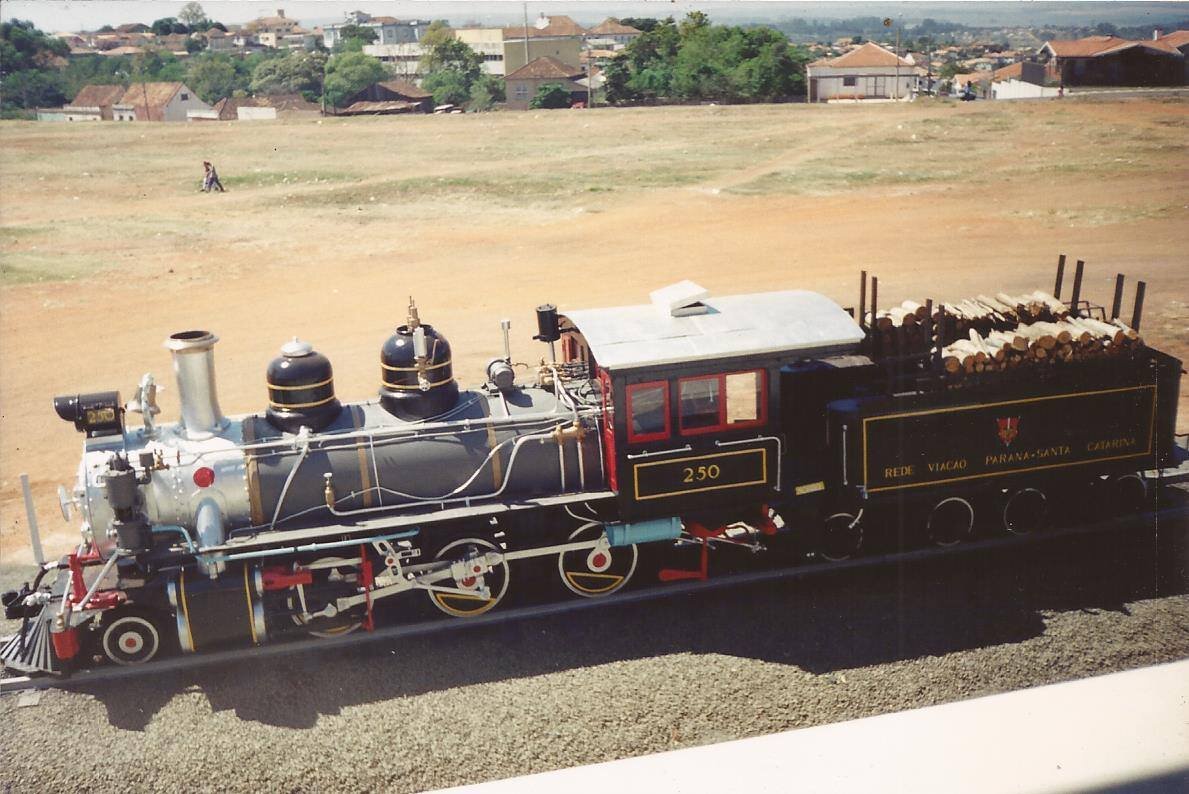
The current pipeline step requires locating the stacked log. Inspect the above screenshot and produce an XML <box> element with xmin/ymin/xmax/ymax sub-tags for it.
<box><xmin>940</xmin><ymin>317</ymin><xmax>1143</xmax><ymax>376</ymax></box>
<box><xmin>867</xmin><ymin>290</ymin><xmax>1073</xmax><ymax>358</ymax></box>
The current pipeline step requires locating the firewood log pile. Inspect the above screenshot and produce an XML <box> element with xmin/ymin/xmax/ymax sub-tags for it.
<box><xmin>866</xmin><ymin>290</ymin><xmax>1144</xmax><ymax>376</ymax></box>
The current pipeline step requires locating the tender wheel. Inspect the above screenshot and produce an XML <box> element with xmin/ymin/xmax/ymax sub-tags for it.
<box><xmin>929</xmin><ymin>497</ymin><xmax>975</xmax><ymax>547</ymax></box>
<box><xmin>428</xmin><ymin>537</ymin><xmax>509</xmax><ymax>617</ymax></box>
<box><xmin>100</xmin><ymin>609</ymin><xmax>162</xmax><ymax>666</ymax></box>
<box><xmin>288</xmin><ymin>556</ymin><xmax>364</xmax><ymax>638</ymax></box>
<box><xmin>819</xmin><ymin>512</ymin><xmax>862</xmax><ymax>562</ymax></box>
<box><xmin>1003</xmin><ymin>488</ymin><xmax>1047</xmax><ymax>535</ymax></box>
<box><xmin>558</xmin><ymin>522</ymin><xmax>637</xmax><ymax>598</ymax></box>
<box><xmin>1110</xmin><ymin>473</ymin><xmax>1148</xmax><ymax>515</ymax></box>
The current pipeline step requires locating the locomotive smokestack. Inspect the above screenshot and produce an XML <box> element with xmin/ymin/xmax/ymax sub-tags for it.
<box><xmin>164</xmin><ymin>331</ymin><xmax>228</xmax><ymax>439</ymax></box>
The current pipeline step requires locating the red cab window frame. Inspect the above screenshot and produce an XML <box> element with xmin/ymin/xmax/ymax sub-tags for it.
<box><xmin>626</xmin><ymin>380</ymin><xmax>671</xmax><ymax>444</ymax></box>
<box><xmin>678</xmin><ymin>369</ymin><xmax>767</xmax><ymax>436</ymax></box>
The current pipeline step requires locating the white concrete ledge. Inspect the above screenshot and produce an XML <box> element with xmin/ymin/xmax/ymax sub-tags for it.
<box><xmin>437</xmin><ymin>660</ymin><xmax>1189</xmax><ymax>793</ymax></box>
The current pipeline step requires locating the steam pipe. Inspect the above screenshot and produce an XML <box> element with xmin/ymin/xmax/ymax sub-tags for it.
<box><xmin>164</xmin><ymin>331</ymin><xmax>227</xmax><ymax>440</ymax></box>
<box><xmin>1054</xmin><ymin>253</ymin><xmax>1066</xmax><ymax>299</ymax></box>
<box><xmin>1111</xmin><ymin>274</ymin><xmax>1125</xmax><ymax>320</ymax></box>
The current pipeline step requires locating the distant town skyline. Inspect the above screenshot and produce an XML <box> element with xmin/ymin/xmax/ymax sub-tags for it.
<box><xmin>3</xmin><ymin>1</ymin><xmax>1188</xmax><ymax>32</ymax></box>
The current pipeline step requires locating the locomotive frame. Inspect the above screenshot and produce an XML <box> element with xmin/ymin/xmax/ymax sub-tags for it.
<box><xmin>2</xmin><ymin>259</ymin><xmax>1184</xmax><ymax>676</ymax></box>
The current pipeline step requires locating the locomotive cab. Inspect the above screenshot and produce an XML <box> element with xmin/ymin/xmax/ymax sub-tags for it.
<box><xmin>560</xmin><ymin>282</ymin><xmax>865</xmax><ymax>524</ymax></box>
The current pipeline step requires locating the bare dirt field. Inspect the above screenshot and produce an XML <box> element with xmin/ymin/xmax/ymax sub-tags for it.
<box><xmin>1</xmin><ymin>96</ymin><xmax>1186</xmax><ymax>561</ymax></box>
<box><xmin>1</xmin><ymin>95</ymin><xmax>1187</xmax><ymax>793</ymax></box>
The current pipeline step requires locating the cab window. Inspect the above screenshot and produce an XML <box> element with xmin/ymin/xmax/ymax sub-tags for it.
<box><xmin>627</xmin><ymin>381</ymin><xmax>669</xmax><ymax>443</ymax></box>
<box><xmin>679</xmin><ymin>370</ymin><xmax>766</xmax><ymax>435</ymax></box>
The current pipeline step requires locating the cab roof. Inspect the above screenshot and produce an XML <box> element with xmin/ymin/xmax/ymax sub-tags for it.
<box><xmin>561</xmin><ymin>286</ymin><xmax>864</xmax><ymax>371</ymax></box>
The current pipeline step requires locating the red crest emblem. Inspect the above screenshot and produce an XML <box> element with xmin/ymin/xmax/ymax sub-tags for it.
<box><xmin>997</xmin><ymin>417</ymin><xmax>1020</xmax><ymax>447</ymax></box>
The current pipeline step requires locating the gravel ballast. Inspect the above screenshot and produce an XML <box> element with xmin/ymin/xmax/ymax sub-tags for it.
<box><xmin>2</xmin><ymin>527</ymin><xmax>1187</xmax><ymax>793</ymax></box>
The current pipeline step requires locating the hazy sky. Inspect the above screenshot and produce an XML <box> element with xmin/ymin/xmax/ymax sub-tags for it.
<box><xmin>3</xmin><ymin>1</ymin><xmax>1187</xmax><ymax>31</ymax></box>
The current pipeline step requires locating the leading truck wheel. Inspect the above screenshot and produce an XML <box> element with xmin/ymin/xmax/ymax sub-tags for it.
<box><xmin>428</xmin><ymin>537</ymin><xmax>510</xmax><ymax>617</ymax></box>
<box><xmin>558</xmin><ymin>522</ymin><xmax>637</xmax><ymax>598</ymax></box>
<box><xmin>100</xmin><ymin>609</ymin><xmax>162</xmax><ymax>665</ymax></box>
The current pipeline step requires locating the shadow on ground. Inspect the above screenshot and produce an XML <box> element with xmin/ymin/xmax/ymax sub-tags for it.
<box><xmin>76</xmin><ymin>508</ymin><xmax>1187</xmax><ymax>731</ymax></box>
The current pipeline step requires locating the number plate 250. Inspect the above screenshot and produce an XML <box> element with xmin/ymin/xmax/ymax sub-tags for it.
<box><xmin>632</xmin><ymin>448</ymin><xmax>769</xmax><ymax>501</ymax></box>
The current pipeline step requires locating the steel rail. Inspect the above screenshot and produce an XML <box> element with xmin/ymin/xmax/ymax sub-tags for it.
<box><xmin>2</xmin><ymin>503</ymin><xmax>1185</xmax><ymax>695</ymax></box>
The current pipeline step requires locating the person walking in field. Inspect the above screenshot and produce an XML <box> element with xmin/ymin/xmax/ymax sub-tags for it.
<box><xmin>202</xmin><ymin>161</ymin><xmax>224</xmax><ymax>193</ymax></box>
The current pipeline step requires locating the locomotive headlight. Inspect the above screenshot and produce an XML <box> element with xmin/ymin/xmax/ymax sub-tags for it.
<box><xmin>53</xmin><ymin>391</ymin><xmax>124</xmax><ymax>438</ymax></box>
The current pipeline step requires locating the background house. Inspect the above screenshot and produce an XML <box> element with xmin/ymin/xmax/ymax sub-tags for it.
<box><xmin>1039</xmin><ymin>35</ymin><xmax>1184</xmax><ymax>86</ymax></box>
<box><xmin>502</xmin><ymin>15</ymin><xmax>585</xmax><ymax>75</ymax></box>
<box><xmin>585</xmin><ymin>19</ymin><xmax>642</xmax><ymax>48</ymax></box>
<box><xmin>504</xmin><ymin>56</ymin><xmax>585</xmax><ymax>110</ymax></box>
<box><xmin>113</xmin><ymin>82</ymin><xmax>211</xmax><ymax>121</ymax></box>
<box><xmin>806</xmin><ymin>42</ymin><xmax>917</xmax><ymax>102</ymax></box>
<box><xmin>68</xmin><ymin>84</ymin><xmax>124</xmax><ymax>120</ymax></box>
<box><xmin>341</xmin><ymin>80</ymin><xmax>433</xmax><ymax>113</ymax></box>
<box><xmin>212</xmin><ymin>95</ymin><xmax>321</xmax><ymax>120</ymax></box>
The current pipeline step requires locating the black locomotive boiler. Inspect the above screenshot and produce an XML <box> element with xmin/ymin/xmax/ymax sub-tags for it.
<box><xmin>2</xmin><ymin>268</ymin><xmax>1182</xmax><ymax>675</ymax></box>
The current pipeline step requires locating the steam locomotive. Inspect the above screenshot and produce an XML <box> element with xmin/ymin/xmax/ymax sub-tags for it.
<box><xmin>2</xmin><ymin>270</ymin><xmax>1182</xmax><ymax>675</ymax></box>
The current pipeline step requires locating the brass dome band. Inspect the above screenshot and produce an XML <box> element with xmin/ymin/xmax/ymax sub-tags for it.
<box><xmin>267</xmin><ymin>376</ymin><xmax>337</xmax><ymax>412</ymax></box>
<box><xmin>380</xmin><ymin>376</ymin><xmax>456</xmax><ymax>391</ymax></box>
<box><xmin>267</xmin><ymin>394</ymin><xmax>339</xmax><ymax>410</ymax></box>
<box><xmin>265</xmin><ymin>376</ymin><xmax>334</xmax><ymax>391</ymax></box>
<box><xmin>381</xmin><ymin>359</ymin><xmax>452</xmax><ymax>373</ymax></box>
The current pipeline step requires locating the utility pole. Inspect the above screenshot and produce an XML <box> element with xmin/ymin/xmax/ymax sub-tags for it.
<box><xmin>522</xmin><ymin>3</ymin><xmax>530</xmax><ymax>72</ymax></box>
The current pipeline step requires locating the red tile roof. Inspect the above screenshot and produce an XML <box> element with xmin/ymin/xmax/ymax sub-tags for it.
<box><xmin>809</xmin><ymin>42</ymin><xmax>914</xmax><ymax>69</ymax></box>
<box><xmin>1044</xmin><ymin>35</ymin><xmax>1183</xmax><ymax>58</ymax></box>
<box><xmin>505</xmin><ymin>56</ymin><xmax>584</xmax><ymax>80</ymax></box>
<box><xmin>117</xmin><ymin>82</ymin><xmax>185</xmax><ymax>119</ymax></box>
<box><xmin>503</xmin><ymin>15</ymin><xmax>586</xmax><ymax>39</ymax></box>
<box><xmin>1159</xmin><ymin>30</ymin><xmax>1189</xmax><ymax>48</ymax></box>
<box><xmin>71</xmin><ymin>84</ymin><xmax>124</xmax><ymax>108</ymax></box>
<box><xmin>588</xmin><ymin>19</ymin><xmax>641</xmax><ymax>36</ymax></box>
<box><xmin>376</xmin><ymin>79</ymin><xmax>431</xmax><ymax>100</ymax></box>
<box><xmin>991</xmin><ymin>62</ymin><xmax>1023</xmax><ymax>82</ymax></box>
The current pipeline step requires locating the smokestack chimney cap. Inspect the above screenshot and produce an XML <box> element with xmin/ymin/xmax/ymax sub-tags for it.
<box><xmin>165</xmin><ymin>330</ymin><xmax>218</xmax><ymax>352</ymax></box>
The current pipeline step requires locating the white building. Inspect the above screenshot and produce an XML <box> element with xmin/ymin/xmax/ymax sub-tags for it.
<box><xmin>806</xmin><ymin>42</ymin><xmax>918</xmax><ymax>102</ymax></box>
<box><xmin>455</xmin><ymin>27</ymin><xmax>507</xmax><ymax>76</ymax></box>
<box><xmin>324</xmin><ymin>15</ymin><xmax>426</xmax><ymax>48</ymax></box>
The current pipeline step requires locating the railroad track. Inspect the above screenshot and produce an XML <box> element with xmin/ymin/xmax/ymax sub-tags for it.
<box><xmin>3</xmin><ymin>500</ymin><xmax>1185</xmax><ymax>696</ymax></box>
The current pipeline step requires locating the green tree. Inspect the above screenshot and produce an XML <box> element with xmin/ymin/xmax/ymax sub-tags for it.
<box><xmin>250</xmin><ymin>50</ymin><xmax>326</xmax><ymax>96</ymax></box>
<box><xmin>423</xmin><ymin>68</ymin><xmax>469</xmax><ymax>106</ymax></box>
<box><xmin>185</xmin><ymin>53</ymin><xmax>237</xmax><ymax>102</ymax></box>
<box><xmin>322</xmin><ymin>50</ymin><xmax>386</xmax><ymax>107</ymax></box>
<box><xmin>151</xmin><ymin>18</ymin><xmax>180</xmax><ymax>36</ymax></box>
<box><xmin>185</xmin><ymin>36</ymin><xmax>205</xmax><ymax>54</ymax></box>
<box><xmin>619</xmin><ymin>18</ymin><xmax>660</xmax><ymax>33</ymax></box>
<box><xmin>332</xmin><ymin>24</ymin><xmax>377</xmax><ymax>53</ymax></box>
<box><xmin>603</xmin><ymin>53</ymin><xmax>634</xmax><ymax>102</ymax></box>
<box><xmin>178</xmin><ymin>2</ymin><xmax>209</xmax><ymax>30</ymax></box>
<box><xmin>1</xmin><ymin>19</ymin><xmax>69</xmax><ymax>78</ymax></box>
<box><xmin>418</xmin><ymin>23</ymin><xmax>485</xmax><ymax>107</ymax></box>
<box><xmin>530</xmin><ymin>82</ymin><xmax>571</xmax><ymax>109</ymax></box>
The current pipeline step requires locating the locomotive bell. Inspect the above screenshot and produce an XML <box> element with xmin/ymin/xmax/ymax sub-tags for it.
<box><xmin>265</xmin><ymin>338</ymin><xmax>342</xmax><ymax>433</ymax></box>
<box><xmin>379</xmin><ymin>298</ymin><xmax>459</xmax><ymax>420</ymax></box>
